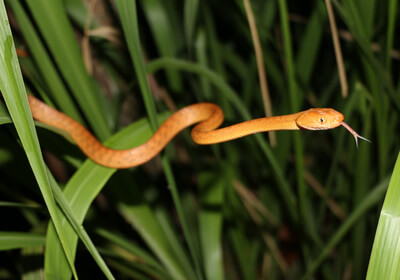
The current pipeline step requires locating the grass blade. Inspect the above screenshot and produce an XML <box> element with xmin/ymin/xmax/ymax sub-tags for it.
<box><xmin>0</xmin><ymin>2</ymin><xmax>78</xmax><ymax>278</ymax></box>
<box><xmin>0</xmin><ymin>232</ymin><xmax>45</xmax><ymax>250</ymax></box>
<box><xmin>366</xmin><ymin>153</ymin><xmax>400</xmax><ymax>279</ymax></box>
<box><xmin>140</xmin><ymin>0</ymin><xmax>182</xmax><ymax>92</ymax></box>
<box><xmin>198</xmin><ymin>171</ymin><xmax>224</xmax><ymax>280</ymax></box>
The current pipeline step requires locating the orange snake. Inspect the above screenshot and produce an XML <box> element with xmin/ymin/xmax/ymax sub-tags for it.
<box><xmin>27</xmin><ymin>94</ymin><xmax>369</xmax><ymax>169</ymax></box>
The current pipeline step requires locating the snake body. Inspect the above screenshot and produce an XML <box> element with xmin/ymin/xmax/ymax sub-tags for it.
<box><xmin>27</xmin><ymin>94</ymin><xmax>367</xmax><ymax>169</ymax></box>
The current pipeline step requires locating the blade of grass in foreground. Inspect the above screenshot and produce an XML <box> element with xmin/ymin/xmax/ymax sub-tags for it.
<box><xmin>366</xmin><ymin>152</ymin><xmax>400</xmax><ymax>279</ymax></box>
<box><xmin>48</xmin><ymin>172</ymin><xmax>115</xmax><ymax>280</ymax></box>
<box><xmin>0</xmin><ymin>1</ymin><xmax>78</xmax><ymax>278</ymax></box>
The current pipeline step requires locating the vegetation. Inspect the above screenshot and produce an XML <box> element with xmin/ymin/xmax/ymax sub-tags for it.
<box><xmin>0</xmin><ymin>0</ymin><xmax>399</xmax><ymax>279</ymax></box>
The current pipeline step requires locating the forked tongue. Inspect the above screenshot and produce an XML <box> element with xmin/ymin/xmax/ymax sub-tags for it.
<box><xmin>340</xmin><ymin>122</ymin><xmax>371</xmax><ymax>148</ymax></box>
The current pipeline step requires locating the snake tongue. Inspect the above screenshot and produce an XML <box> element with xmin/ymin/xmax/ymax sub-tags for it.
<box><xmin>340</xmin><ymin>122</ymin><xmax>371</xmax><ymax>148</ymax></box>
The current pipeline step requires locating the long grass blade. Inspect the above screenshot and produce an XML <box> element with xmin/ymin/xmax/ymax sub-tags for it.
<box><xmin>366</xmin><ymin>153</ymin><xmax>400</xmax><ymax>279</ymax></box>
<box><xmin>0</xmin><ymin>2</ymin><xmax>79</xmax><ymax>278</ymax></box>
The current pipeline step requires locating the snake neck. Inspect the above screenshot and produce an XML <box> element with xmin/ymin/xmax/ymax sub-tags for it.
<box><xmin>191</xmin><ymin>111</ymin><xmax>304</xmax><ymax>145</ymax></box>
<box><xmin>256</xmin><ymin>111</ymin><xmax>303</xmax><ymax>131</ymax></box>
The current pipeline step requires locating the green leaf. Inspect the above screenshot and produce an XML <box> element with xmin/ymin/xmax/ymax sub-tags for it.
<box><xmin>0</xmin><ymin>2</ymin><xmax>78</xmax><ymax>278</ymax></box>
<box><xmin>199</xmin><ymin>170</ymin><xmax>224</xmax><ymax>280</ymax></box>
<box><xmin>366</xmin><ymin>152</ymin><xmax>400</xmax><ymax>279</ymax></box>
<box><xmin>140</xmin><ymin>0</ymin><xmax>182</xmax><ymax>92</ymax></box>
<box><xmin>118</xmin><ymin>204</ymin><xmax>188</xmax><ymax>280</ymax></box>
<box><xmin>0</xmin><ymin>232</ymin><xmax>45</xmax><ymax>250</ymax></box>
<box><xmin>184</xmin><ymin>0</ymin><xmax>199</xmax><ymax>46</ymax></box>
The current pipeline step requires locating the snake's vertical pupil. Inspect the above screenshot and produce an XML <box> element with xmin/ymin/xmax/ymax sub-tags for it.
<box><xmin>320</xmin><ymin>117</ymin><xmax>324</xmax><ymax>123</ymax></box>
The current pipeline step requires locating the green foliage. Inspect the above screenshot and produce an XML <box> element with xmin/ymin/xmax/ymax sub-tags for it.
<box><xmin>0</xmin><ymin>0</ymin><xmax>399</xmax><ymax>279</ymax></box>
<box><xmin>366</xmin><ymin>153</ymin><xmax>400</xmax><ymax>280</ymax></box>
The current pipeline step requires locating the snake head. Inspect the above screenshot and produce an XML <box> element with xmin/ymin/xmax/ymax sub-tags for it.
<box><xmin>296</xmin><ymin>108</ymin><xmax>344</xmax><ymax>130</ymax></box>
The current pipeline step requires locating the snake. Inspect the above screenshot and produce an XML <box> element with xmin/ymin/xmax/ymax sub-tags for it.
<box><xmin>26</xmin><ymin>94</ymin><xmax>369</xmax><ymax>169</ymax></box>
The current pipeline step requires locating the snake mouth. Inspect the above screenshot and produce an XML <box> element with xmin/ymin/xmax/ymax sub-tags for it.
<box><xmin>340</xmin><ymin>122</ymin><xmax>371</xmax><ymax>147</ymax></box>
<box><xmin>296</xmin><ymin>122</ymin><xmax>342</xmax><ymax>131</ymax></box>
<box><xmin>298</xmin><ymin>126</ymin><xmax>330</xmax><ymax>131</ymax></box>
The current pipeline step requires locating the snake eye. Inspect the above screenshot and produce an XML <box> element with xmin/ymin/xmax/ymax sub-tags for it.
<box><xmin>319</xmin><ymin>117</ymin><xmax>326</xmax><ymax>124</ymax></box>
